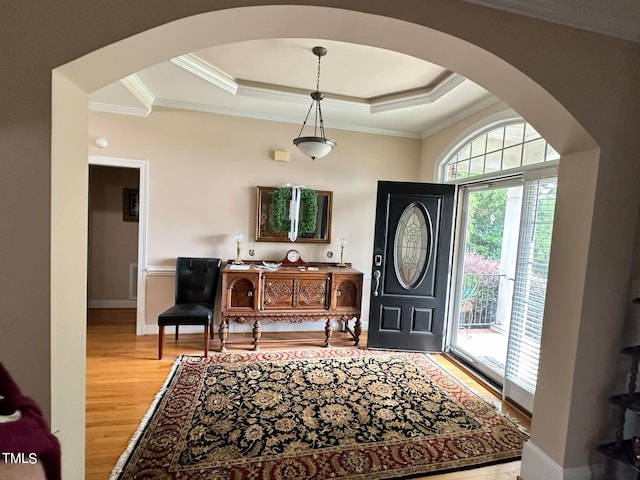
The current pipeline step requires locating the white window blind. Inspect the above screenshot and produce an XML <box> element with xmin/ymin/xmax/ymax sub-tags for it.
<box><xmin>504</xmin><ymin>176</ymin><xmax>557</xmax><ymax>394</ymax></box>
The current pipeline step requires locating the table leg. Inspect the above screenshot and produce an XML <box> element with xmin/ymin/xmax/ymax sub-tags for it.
<box><xmin>252</xmin><ymin>320</ymin><xmax>261</xmax><ymax>351</ymax></box>
<box><xmin>324</xmin><ymin>318</ymin><xmax>333</xmax><ymax>347</ymax></box>
<box><xmin>219</xmin><ymin>318</ymin><xmax>228</xmax><ymax>352</ymax></box>
<box><xmin>354</xmin><ymin>316</ymin><xmax>362</xmax><ymax>346</ymax></box>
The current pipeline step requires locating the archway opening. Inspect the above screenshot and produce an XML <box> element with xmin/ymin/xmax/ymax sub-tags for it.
<box><xmin>51</xmin><ymin>5</ymin><xmax>598</xmax><ymax>476</ymax></box>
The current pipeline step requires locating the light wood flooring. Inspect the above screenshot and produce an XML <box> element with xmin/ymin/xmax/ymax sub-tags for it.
<box><xmin>86</xmin><ymin>308</ymin><xmax>530</xmax><ymax>480</ymax></box>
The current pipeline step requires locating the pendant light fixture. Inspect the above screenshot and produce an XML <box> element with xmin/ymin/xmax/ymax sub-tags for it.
<box><xmin>293</xmin><ymin>46</ymin><xmax>336</xmax><ymax>160</ymax></box>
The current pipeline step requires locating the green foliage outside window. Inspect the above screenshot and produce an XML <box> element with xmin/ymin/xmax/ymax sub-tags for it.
<box><xmin>466</xmin><ymin>189</ymin><xmax>507</xmax><ymax>261</ymax></box>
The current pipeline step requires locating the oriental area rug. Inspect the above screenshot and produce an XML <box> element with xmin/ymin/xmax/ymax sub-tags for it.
<box><xmin>111</xmin><ymin>349</ymin><xmax>527</xmax><ymax>480</ymax></box>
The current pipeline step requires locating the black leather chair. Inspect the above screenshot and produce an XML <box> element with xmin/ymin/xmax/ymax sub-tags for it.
<box><xmin>157</xmin><ymin>257</ymin><xmax>221</xmax><ymax>359</ymax></box>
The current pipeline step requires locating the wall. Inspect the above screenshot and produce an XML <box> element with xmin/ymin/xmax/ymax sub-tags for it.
<box><xmin>89</xmin><ymin>109</ymin><xmax>421</xmax><ymax>331</ymax></box>
<box><xmin>88</xmin><ymin>165</ymin><xmax>140</xmax><ymax>306</ymax></box>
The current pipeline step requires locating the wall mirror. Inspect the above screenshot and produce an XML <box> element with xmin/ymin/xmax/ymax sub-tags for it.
<box><xmin>255</xmin><ymin>186</ymin><xmax>332</xmax><ymax>243</ymax></box>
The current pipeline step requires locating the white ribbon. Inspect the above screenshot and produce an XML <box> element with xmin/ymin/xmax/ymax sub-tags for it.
<box><xmin>288</xmin><ymin>186</ymin><xmax>301</xmax><ymax>242</ymax></box>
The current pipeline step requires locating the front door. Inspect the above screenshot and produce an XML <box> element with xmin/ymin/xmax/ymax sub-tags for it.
<box><xmin>367</xmin><ymin>181</ymin><xmax>455</xmax><ymax>351</ymax></box>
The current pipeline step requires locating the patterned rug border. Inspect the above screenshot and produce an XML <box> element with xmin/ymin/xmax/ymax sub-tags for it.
<box><xmin>110</xmin><ymin>348</ymin><xmax>528</xmax><ymax>479</ymax></box>
<box><xmin>109</xmin><ymin>355</ymin><xmax>185</xmax><ymax>480</ymax></box>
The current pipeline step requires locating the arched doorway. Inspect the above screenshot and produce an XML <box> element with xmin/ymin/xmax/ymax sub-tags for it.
<box><xmin>51</xmin><ymin>5</ymin><xmax>597</xmax><ymax>477</ymax></box>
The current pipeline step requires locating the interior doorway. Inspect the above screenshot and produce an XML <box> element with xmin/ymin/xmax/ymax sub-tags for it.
<box><xmin>88</xmin><ymin>156</ymin><xmax>149</xmax><ymax>335</ymax></box>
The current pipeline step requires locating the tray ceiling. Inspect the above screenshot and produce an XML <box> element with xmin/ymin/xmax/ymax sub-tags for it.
<box><xmin>90</xmin><ymin>2</ymin><xmax>638</xmax><ymax>138</ymax></box>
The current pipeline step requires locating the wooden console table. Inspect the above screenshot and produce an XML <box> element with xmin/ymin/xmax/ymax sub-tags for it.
<box><xmin>220</xmin><ymin>263</ymin><xmax>363</xmax><ymax>351</ymax></box>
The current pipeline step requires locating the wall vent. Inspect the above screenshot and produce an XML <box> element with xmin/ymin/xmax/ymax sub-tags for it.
<box><xmin>129</xmin><ymin>263</ymin><xmax>138</xmax><ymax>300</ymax></box>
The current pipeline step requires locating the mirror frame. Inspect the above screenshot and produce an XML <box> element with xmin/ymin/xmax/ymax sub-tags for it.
<box><xmin>255</xmin><ymin>186</ymin><xmax>332</xmax><ymax>243</ymax></box>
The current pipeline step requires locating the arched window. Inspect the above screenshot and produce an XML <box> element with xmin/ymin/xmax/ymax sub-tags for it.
<box><xmin>443</xmin><ymin>120</ymin><xmax>559</xmax><ymax>181</ymax></box>
<box><xmin>440</xmin><ymin>115</ymin><xmax>559</xmax><ymax>411</ymax></box>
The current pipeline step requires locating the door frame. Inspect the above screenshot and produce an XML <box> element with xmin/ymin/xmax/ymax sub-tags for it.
<box><xmin>444</xmin><ymin>163</ymin><xmax>558</xmax><ymax>408</ymax></box>
<box><xmin>446</xmin><ymin>176</ymin><xmax>523</xmax><ymax>386</ymax></box>
<box><xmin>89</xmin><ymin>155</ymin><xmax>149</xmax><ymax>335</ymax></box>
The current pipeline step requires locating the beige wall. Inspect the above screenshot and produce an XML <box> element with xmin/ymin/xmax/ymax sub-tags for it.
<box><xmin>2</xmin><ymin>2</ymin><xmax>640</xmax><ymax>479</ymax></box>
<box><xmin>89</xmin><ymin>109</ymin><xmax>421</xmax><ymax>330</ymax></box>
<box><xmin>88</xmin><ymin>165</ymin><xmax>140</xmax><ymax>304</ymax></box>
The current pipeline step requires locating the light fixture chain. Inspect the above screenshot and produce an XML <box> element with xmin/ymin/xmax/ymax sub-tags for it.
<box><xmin>297</xmin><ymin>101</ymin><xmax>314</xmax><ymax>138</ymax></box>
<box><xmin>317</xmin><ymin>101</ymin><xmax>326</xmax><ymax>137</ymax></box>
<box><xmin>292</xmin><ymin>45</ymin><xmax>336</xmax><ymax>160</ymax></box>
<box><xmin>316</xmin><ymin>53</ymin><xmax>322</xmax><ymax>92</ymax></box>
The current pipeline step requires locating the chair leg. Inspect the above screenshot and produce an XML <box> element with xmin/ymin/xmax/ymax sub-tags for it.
<box><xmin>204</xmin><ymin>324</ymin><xmax>210</xmax><ymax>358</ymax></box>
<box><xmin>175</xmin><ymin>324</ymin><xmax>179</xmax><ymax>340</ymax></box>
<box><xmin>209</xmin><ymin>319</ymin><xmax>214</xmax><ymax>340</ymax></box>
<box><xmin>158</xmin><ymin>325</ymin><xmax>165</xmax><ymax>359</ymax></box>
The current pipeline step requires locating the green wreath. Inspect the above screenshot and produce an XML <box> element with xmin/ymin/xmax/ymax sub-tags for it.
<box><xmin>270</xmin><ymin>187</ymin><xmax>318</xmax><ymax>234</ymax></box>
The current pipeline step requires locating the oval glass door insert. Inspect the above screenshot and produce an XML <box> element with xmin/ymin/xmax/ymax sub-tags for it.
<box><xmin>394</xmin><ymin>203</ymin><xmax>432</xmax><ymax>289</ymax></box>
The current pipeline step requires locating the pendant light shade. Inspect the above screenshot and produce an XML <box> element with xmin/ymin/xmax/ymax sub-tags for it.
<box><xmin>293</xmin><ymin>136</ymin><xmax>336</xmax><ymax>159</ymax></box>
<box><xmin>293</xmin><ymin>46</ymin><xmax>336</xmax><ymax>160</ymax></box>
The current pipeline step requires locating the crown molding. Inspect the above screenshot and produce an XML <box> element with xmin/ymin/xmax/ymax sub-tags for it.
<box><xmin>420</xmin><ymin>96</ymin><xmax>500</xmax><ymax>138</ymax></box>
<box><xmin>95</xmin><ymin>54</ymin><xmax>496</xmax><ymax>137</ymax></box>
<box><xmin>170</xmin><ymin>54</ymin><xmax>238</xmax><ymax>94</ymax></box>
<box><xmin>371</xmin><ymin>73</ymin><xmax>465</xmax><ymax>114</ymax></box>
<box><xmin>89</xmin><ymin>101</ymin><xmax>151</xmax><ymax>117</ymax></box>
<box><xmin>120</xmin><ymin>74</ymin><xmax>155</xmax><ymax>109</ymax></box>
<box><xmin>153</xmin><ymin>97</ymin><xmax>421</xmax><ymax>138</ymax></box>
<box><xmin>170</xmin><ymin>54</ymin><xmax>470</xmax><ymax>115</ymax></box>
<box><xmin>95</xmin><ymin>92</ymin><xmax>498</xmax><ymax>140</ymax></box>
<box><xmin>237</xmin><ymin>82</ymin><xmax>371</xmax><ymax>113</ymax></box>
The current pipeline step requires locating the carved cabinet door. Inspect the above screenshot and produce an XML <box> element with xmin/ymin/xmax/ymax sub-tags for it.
<box><xmin>262</xmin><ymin>274</ymin><xmax>294</xmax><ymax>309</ymax></box>
<box><xmin>296</xmin><ymin>275</ymin><xmax>330</xmax><ymax>309</ymax></box>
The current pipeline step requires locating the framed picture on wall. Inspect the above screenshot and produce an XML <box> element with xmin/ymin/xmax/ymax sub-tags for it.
<box><xmin>255</xmin><ymin>186</ymin><xmax>332</xmax><ymax>243</ymax></box>
<box><xmin>123</xmin><ymin>188</ymin><xmax>139</xmax><ymax>222</ymax></box>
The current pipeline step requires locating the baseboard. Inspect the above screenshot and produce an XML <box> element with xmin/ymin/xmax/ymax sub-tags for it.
<box><xmin>88</xmin><ymin>300</ymin><xmax>137</xmax><ymax>308</ymax></box>
<box><xmin>520</xmin><ymin>441</ymin><xmax>605</xmax><ymax>480</ymax></box>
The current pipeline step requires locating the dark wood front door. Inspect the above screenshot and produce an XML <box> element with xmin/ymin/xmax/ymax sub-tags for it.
<box><xmin>367</xmin><ymin>181</ymin><xmax>455</xmax><ymax>352</ymax></box>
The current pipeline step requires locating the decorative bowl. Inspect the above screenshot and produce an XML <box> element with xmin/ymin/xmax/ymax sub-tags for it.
<box><xmin>261</xmin><ymin>262</ymin><xmax>282</xmax><ymax>270</ymax></box>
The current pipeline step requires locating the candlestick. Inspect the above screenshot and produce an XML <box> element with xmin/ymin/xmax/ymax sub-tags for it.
<box><xmin>233</xmin><ymin>232</ymin><xmax>244</xmax><ymax>265</ymax></box>
<box><xmin>337</xmin><ymin>237</ymin><xmax>347</xmax><ymax>267</ymax></box>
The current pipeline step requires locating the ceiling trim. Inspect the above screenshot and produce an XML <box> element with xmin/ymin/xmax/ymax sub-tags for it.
<box><xmin>153</xmin><ymin>97</ymin><xmax>422</xmax><ymax>139</ymax></box>
<box><xmin>89</xmin><ymin>90</ymin><xmax>499</xmax><ymax>140</ymax></box>
<box><xmin>170</xmin><ymin>54</ymin><xmax>238</xmax><ymax>94</ymax></box>
<box><xmin>371</xmin><ymin>73</ymin><xmax>465</xmax><ymax>113</ymax></box>
<box><xmin>237</xmin><ymin>83</ymin><xmax>371</xmax><ymax>113</ymax></box>
<box><xmin>420</xmin><ymin>96</ymin><xmax>501</xmax><ymax>138</ymax></box>
<box><xmin>121</xmin><ymin>74</ymin><xmax>155</xmax><ymax>109</ymax></box>
<box><xmin>169</xmin><ymin>54</ymin><xmax>473</xmax><ymax>115</ymax></box>
<box><xmin>89</xmin><ymin>102</ymin><xmax>151</xmax><ymax>117</ymax></box>
<box><xmin>90</xmin><ymin>54</ymin><xmax>499</xmax><ymax>139</ymax></box>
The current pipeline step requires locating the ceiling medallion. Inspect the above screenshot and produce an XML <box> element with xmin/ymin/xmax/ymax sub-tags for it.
<box><xmin>293</xmin><ymin>46</ymin><xmax>337</xmax><ymax>160</ymax></box>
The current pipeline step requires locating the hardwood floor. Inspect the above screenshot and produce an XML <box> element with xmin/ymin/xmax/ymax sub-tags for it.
<box><xmin>85</xmin><ymin>308</ymin><xmax>530</xmax><ymax>479</ymax></box>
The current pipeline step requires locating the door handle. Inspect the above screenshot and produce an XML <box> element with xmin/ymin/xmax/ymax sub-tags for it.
<box><xmin>374</xmin><ymin>254</ymin><xmax>382</xmax><ymax>267</ymax></box>
<box><xmin>372</xmin><ymin>270</ymin><xmax>381</xmax><ymax>297</ymax></box>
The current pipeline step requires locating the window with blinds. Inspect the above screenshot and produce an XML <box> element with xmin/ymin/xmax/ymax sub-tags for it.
<box><xmin>504</xmin><ymin>177</ymin><xmax>557</xmax><ymax>395</ymax></box>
